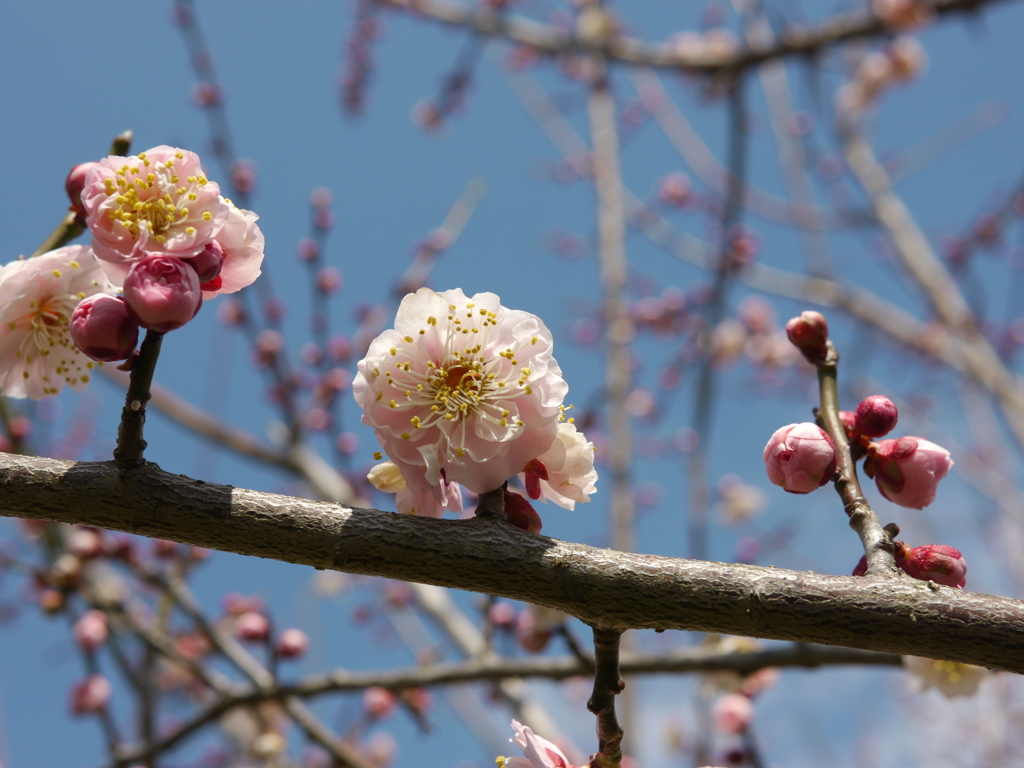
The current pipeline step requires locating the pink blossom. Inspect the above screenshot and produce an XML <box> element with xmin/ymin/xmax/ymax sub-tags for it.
<box><xmin>904</xmin><ymin>544</ymin><xmax>967</xmax><ymax>588</ymax></box>
<box><xmin>73</xmin><ymin>610</ymin><xmax>109</xmax><ymax>652</ymax></box>
<box><xmin>763</xmin><ymin>423</ymin><xmax>837</xmax><ymax>494</ymax></box>
<box><xmin>354</xmin><ymin>288</ymin><xmax>568</xmax><ymax>501</ymax></box>
<box><xmin>870</xmin><ymin>437</ymin><xmax>952</xmax><ymax>509</ymax></box>
<box><xmin>70</xmin><ymin>294</ymin><xmax>138</xmax><ymax>362</ymax></box>
<box><xmin>81</xmin><ymin>146</ymin><xmax>229</xmax><ymax>268</ymax></box>
<box><xmin>367</xmin><ymin>460</ymin><xmax>464</xmax><ymax>517</ymax></box>
<box><xmin>70</xmin><ymin>674</ymin><xmax>112</xmax><ymax>714</ymax></box>
<box><xmin>275</xmin><ymin>628</ymin><xmax>310</xmax><ymax>658</ymax></box>
<box><xmin>498</xmin><ymin>719</ymin><xmax>579</xmax><ymax>768</ymax></box>
<box><xmin>123</xmin><ymin>255</ymin><xmax>202</xmax><ymax>332</ymax></box>
<box><xmin>0</xmin><ymin>246</ymin><xmax>117</xmax><ymax>399</ymax></box>
<box><xmin>712</xmin><ymin>693</ymin><xmax>754</xmax><ymax>734</ymax></box>
<box><xmin>518</xmin><ymin>422</ymin><xmax>597</xmax><ymax>510</ymax></box>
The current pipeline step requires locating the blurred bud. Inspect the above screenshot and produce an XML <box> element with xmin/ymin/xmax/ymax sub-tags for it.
<box><xmin>888</xmin><ymin>36</ymin><xmax>927</xmax><ymax>82</ymax></box>
<box><xmin>218</xmin><ymin>298</ymin><xmax>247</xmax><ymax>326</ymax></box>
<box><xmin>763</xmin><ymin>423</ymin><xmax>837</xmax><ymax>494</ymax></box>
<box><xmin>658</xmin><ymin>172</ymin><xmax>691</xmax><ymax>207</ymax></box>
<box><xmin>230</xmin><ymin>159</ymin><xmax>258</xmax><ymax>194</ymax></box>
<box><xmin>785</xmin><ymin>311</ymin><xmax>829</xmax><ymax>363</ymax></box>
<box><xmin>39</xmin><ymin>588</ymin><xmax>65</xmax><ymax>614</ymax></box>
<box><xmin>328</xmin><ymin>335</ymin><xmax>353</xmax><ymax>362</ymax></box>
<box><xmin>275</xmin><ymin>628</ymin><xmax>310</xmax><ymax>659</ymax></box>
<box><xmin>255</xmin><ymin>330</ymin><xmax>284</xmax><ymax>366</ymax></box>
<box><xmin>70</xmin><ymin>674</ymin><xmax>111</xmax><ymax>714</ymax></box>
<box><xmin>316</xmin><ymin>267</ymin><xmax>343</xmax><ymax>294</ymax></box>
<box><xmin>67</xmin><ymin>527</ymin><xmax>104</xmax><ymax>559</ymax></box>
<box><xmin>297</xmin><ymin>238</ymin><xmax>320</xmax><ymax>262</ymax></box>
<box><xmin>65</xmin><ymin>162</ymin><xmax>99</xmax><ymax>219</ymax></box>
<box><xmin>712</xmin><ymin>693</ymin><xmax>754</xmax><ymax>734</ymax></box>
<box><xmin>190</xmin><ymin>82</ymin><xmax>224</xmax><ymax>106</ymax></box>
<box><xmin>362</xmin><ymin>731</ymin><xmax>398</xmax><ymax>768</ymax></box>
<box><xmin>234</xmin><ymin>611</ymin><xmax>270</xmax><ymax>642</ymax></box>
<box><xmin>70</xmin><ymin>295</ymin><xmax>139</xmax><ymax>363</ymax></box>
<box><xmin>873</xmin><ymin>0</ymin><xmax>932</xmax><ymax>30</ymax></box>
<box><xmin>152</xmin><ymin>539</ymin><xmax>179</xmax><ymax>559</ymax></box>
<box><xmin>364</xmin><ymin>686</ymin><xmax>398</xmax><ymax>719</ymax></box>
<box><xmin>854</xmin><ymin>395</ymin><xmax>898</xmax><ymax>437</ymax></box>
<box><xmin>488</xmin><ymin>601</ymin><xmax>517</xmax><ymax>628</ymax></box>
<box><xmin>73</xmin><ymin>610</ymin><xmax>109</xmax><ymax>652</ymax></box>
<box><xmin>738</xmin><ymin>297</ymin><xmax>774</xmax><ymax>335</ymax></box>
<box><xmin>251</xmin><ymin>732</ymin><xmax>287</xmax><ymax>760</ymax></box>
<box><xmin>51</xmin><ymin>553</ymin><xmax>83</xmax><ymax>589</ymax></box>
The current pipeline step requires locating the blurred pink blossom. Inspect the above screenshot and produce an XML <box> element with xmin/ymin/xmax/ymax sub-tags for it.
<box><xmin>73</xmin><ymin>610</ymin><xmax>109</xmax><ymax>652</ymax></box>
<box><xmin>70</xmin><ymin>674</ymin><xmax>111</xmax><ymax>714</ymax></box>
<box><xmin>712</xmin><ymin>693</ymin><xmax>754</xmax><ymax>734</ymax></box>
<box><xmin>275</xmin><ymin>628</ymin><xmax>310</xmax><ymax>658</ymax></box>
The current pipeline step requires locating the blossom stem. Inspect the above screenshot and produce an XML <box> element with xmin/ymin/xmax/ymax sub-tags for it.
<box><xmin>815</xmin><ymin>341</ymin><xmax>895</xmax><ymax>575</ymax></box>
<box><xmin>587</xmin><ymin>627</ymin><xmax>625</xmax><ymax>768</ymax></box>
<box><xmin>114</xmin><ymin>330</ymin><xmax>165</xmax><ymax>473</ymax></box>
<box><xmin>474</xmin><ymin>485</ymin><xmax>507</xmax><ymax>522</ymax></box>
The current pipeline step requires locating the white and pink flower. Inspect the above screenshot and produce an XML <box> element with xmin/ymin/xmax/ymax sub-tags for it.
<box><xmin>0</xmin><ymin>246</ymin><xmax>117</xmax><ymax>399</ymax></box>
<box><xmin>903</xmin><ymin>656</ymin><xmax>987</xmax><ymax>698</ymax></box>
<box><xmin>355</xmin><ymin>288</ymin><xmax>568</xmax><ymax>502</ymax></box>
<box><xmin>80</xmin><ymin>146</ymin><xmax>263</xmax><ymax>298</ymax></box>
<box><xmin>520</xmin><ymin>421</ymin><xmax>597</xmax><ymax>510</ymax></box>
<box><xmin>497</xmin><ymin>719</ymin><xmax>579</xmax><ymax>768</ymax></box>
<box><xmin>367</xmin><ymin>459</ymin><xmax>464</xmax><ymax>518</ymax></box>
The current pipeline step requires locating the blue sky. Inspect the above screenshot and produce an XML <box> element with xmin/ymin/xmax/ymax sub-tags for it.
<box><xmin>1</xmin><ymin>0</ymin><xmax>1023</xmax><ymax>766</ymax></box>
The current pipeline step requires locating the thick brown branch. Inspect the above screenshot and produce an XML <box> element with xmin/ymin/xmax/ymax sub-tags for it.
<box><xmin>1</xmin><ymin>454</ymin><xmax>1022</xmax><ymax>672</ymax></box>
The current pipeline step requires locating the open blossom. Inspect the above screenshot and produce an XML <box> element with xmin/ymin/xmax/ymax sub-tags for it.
<box><xmin>80</xmin><ymin>146</ymin><xmax>264</xmax><ymax>297</ymax></box>
<box><xmin>763</xmin><ymin>423</ymin><xmax>837</xmax><ymax>494</ymax></box>
<box><xmin>869</xmin><ymin>436</ymin><xmax>952</xmax><ymax>509</ymax></box>
<box><xmin>519</xmin><ymin>421</ymin><xmax>597</xmax><ymax>510</ymax></box>
<box><xmin>355</xmin><ymin>288</ymin><xmax>568</xmax><ymax>502</ymax></box>
<box><xmin>0</xmin><ymin>246</ymin><xmax>116</xmax><ymax>399</ymax></box>
<box><xmin>904</xmin><ymin>656</ymin><xmax>987</xmax><ymax>698</ymax></box>
<box><xmin>82</xmin><ymin>146</ymin><xmax>229</xmax><ymax>266</ymax></box>
<box><xmin>367</xmin><ymin>459</ymin><xmax>463</xmax><ymax>517</ymax></box>
<box><xmin>497</xmin><ymin>720</ymin><xmax>580</xmax><ymax>768</ymax></box>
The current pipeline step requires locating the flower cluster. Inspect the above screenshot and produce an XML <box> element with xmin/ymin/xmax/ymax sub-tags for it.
<box><xmin>0</xmin><ymin>146</ymin><xmax>264</xmax><ymax>399</ymax></box>
<box><xmin>356</xmin><ymin>288</ymin><xmax>596</xmax><ymax>526</ymax></box>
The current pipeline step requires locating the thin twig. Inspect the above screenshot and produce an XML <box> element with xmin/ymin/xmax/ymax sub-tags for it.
<box><xmin>114</xmin><ymin>331</ymin><xmax>164</xmax><ymax>473</ymax></box>
<box><xmin>587</xmin><ymin>627</ymin><xmax>624</xmax><ymax>768</ymax></box>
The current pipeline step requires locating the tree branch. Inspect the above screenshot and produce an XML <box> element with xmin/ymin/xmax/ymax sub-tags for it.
<box><xmin>1</xmin><ymin>453</ymin><xmax>1022</xmax><ymax>673</ymax></box>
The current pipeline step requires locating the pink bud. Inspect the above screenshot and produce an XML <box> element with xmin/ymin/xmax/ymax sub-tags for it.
<box><xmin>65</xmin><ymin>162</ymin><xmax>99</xmax><ymax>219</ymax></box>
<box><xmin>187</xmin><ymin>240</ymin><xmax>226</xmax><ymax>284</ymax></box>
<box><xmin>658</xmin><ymin>172</ymin><xmax>691</xmax><ymax>207</ymax></box>
<box><xmin>904</xmin><ymin>544</ymin><xmax>967</xmax><ymax>588</ymax></box>
<box><xmin>839</xmin><ymin>410</ymin><xmax>857</xmax><ymax>435</ymax></box>
<box><xmin>152</xmin><ymin>539</ymin><xmax>179</xmax><ymax>559</ymax></box>
<box><xmin>488</xmin><ymin>601</ymin><xmax>517</xmax><ymax>628</ymax></box>
<box><xmin>67</xmin><ymin>526</ymin><xmax>104</xmax><ymax>559</ymax></box>
<box><xmin>70</xmin><ymin>674</ymin><xmax>111</xmax><ymax>714</ymax></box>
<box><xmin>712</xmin><ymin>693</ymin><xmax>754</xmax><ymax>734</ymax></box>
<box><xmin>73</xmin><ymin>610</ymin><xmax>109</xmax><ymax>652</ymax></box>
<box><xmin>871</xmin><ymin>437</ymin><xmax>952</xmax><ymax>509</ymax></box>
<box><xmin>234</xmin><ymin>611</ymin><xmax>270</xmax><ymax>642</ymax></box>
<box><xmin>854</xmin><ymin>395</ymin><xmax>898</xmax><ymax>437</ymax></box>
<box><xmin>316</xmin><ymin>267</ymin><xmax>343</xmax><ymax>294</ymax></box>
<box><xmin>123</xmin><ymin>255</ymin><xmax>202</xmax><ymax>332</ymax></box>
<box><xmin>363</xmin><ymin>686</ymin><xmax>398</xmax><ymax>719</ymax></box>
<box><xmin>785</xmin><ymin>311</ymin><xmax>829</xmax><ymax>363</ymax></box>
<box><xmin>275</xmin><ymin>628</ymin><xmax>310</xmax><ymax>658</ymax></box>
<box><xmin>70</xmin><ymin>295</ymin><xmax>139</xmax><ymax>362</ymax></box>
<box><xmin>763</xmin><ymin>423</ymin><xmax>837</xmax><ymax>494</ymax></box>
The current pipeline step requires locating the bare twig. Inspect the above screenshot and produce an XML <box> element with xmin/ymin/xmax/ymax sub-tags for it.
<box><xmin>114</xmin><ymin>331</ymin><xmax>164</xmax><ymax>474</ymax></box>
<box><xmin>587</xmin><ymin>627</ymin><xmax>624</xmax><ymax>768</ymax></box>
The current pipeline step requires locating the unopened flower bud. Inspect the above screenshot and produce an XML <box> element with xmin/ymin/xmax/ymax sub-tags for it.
<box><xmin>712</xmin><ymin>693</ymin><xmax>754</xmax><ymax>734</ymax></box>
<box><xmin>65</xmin><ymin>162</ymin><xmax>99</xmax><ymax>219</ymax></box>
<box><xmin>275</xmin><ymin>628</ymin><xmax>310</xmax><ymax>658</ymax></box>
<box><xmin>785</xmin><ymin>311</ymin><xmax>829</xmax><ymax>363</ymax></box>
<box><xmin>70</xmin><ymin>294</ymin><xmax>139</xmax><ymax>362</ymax></box>
<box><xmin>123</xmin><ymin>255</ymin><xmax>202</xmax><ymax>332</ymax></box>
<box><xmin>234</xmin><ymin>611</ymin><xmax>270</xmax><ymax>642</ymax></box>
<box><xmin>839</xmin><ymin>410</ymin><xmax>857</xmax><ymax>435</ymax></box>
<box><xmin>67</xmin><ymin>526</ymin><xmax>104</xmax><ymax>559</ymax></box>
<box><xmin>363</xmin><ymin>686</ymin><xmax>398</xmax><ymax>719</ymax></box>
<box><xmin>904</xmin><ymin>544</ymin><xmax>966</xmax><ymax>588</ymax></box>
<box><xmin>854</xmin><ymin>395</ymin><xmax>898</xmax><ymax>437</ymax></box>
<box><xmin>504</xmin><ymin>489</ymin><xmax>543</xmax><ymax>533</ymax></box>
<box><xmin>869</xmin><ymin>437</ymin><xmax>952</xmax><ymax>509</ymax></box>
<box><xmin>188</xmin><ymin>240</ymin><xmax>226</xmax><ymax>284</ymax></box>
<box><xmin>763</xmin><ymin>423</ymin><xmax>837</xmax><ymax>494</ymax></box>
<box><xmin>70</xmin><ymin>674</ymin><xmax>111</xmax><ymax>714</ymax></box>
<box><xmin>73</xmin><ymin>610</ymin><xmax>109</xmax><ymax>652</ymax></box>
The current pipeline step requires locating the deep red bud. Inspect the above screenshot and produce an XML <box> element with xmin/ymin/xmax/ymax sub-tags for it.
<box><xmin>66</xmin><ymin>162</ymin><xmax>99</xmax><ymax>219</ymax></box>
<box><xmin>904</xmin><ymin>544</ymin><xmax>967</xmax><ymax>589</ymax></box>
<box><xmin>188</xmin><ymin>240</ymin><xmax>226</xmax><ymax>284</ymax></box>
<box><xmin>785</xmin><ymin>311</ymin><xmax>829</xmax><ymax>363</ymax></box>
<box><xmin>839</xmin><ymin>411</ymin><xmax>857</xmax><ymax>434</ymax></box>
<box><xmin>854</xmin><ymin>395</ymin><xmax>899</xmax><ymax>437</ymax></box>
<box><xmin>504</xmin><ymin>489</ymin><xmax>543</xmax><ymax>533</ymax></box>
